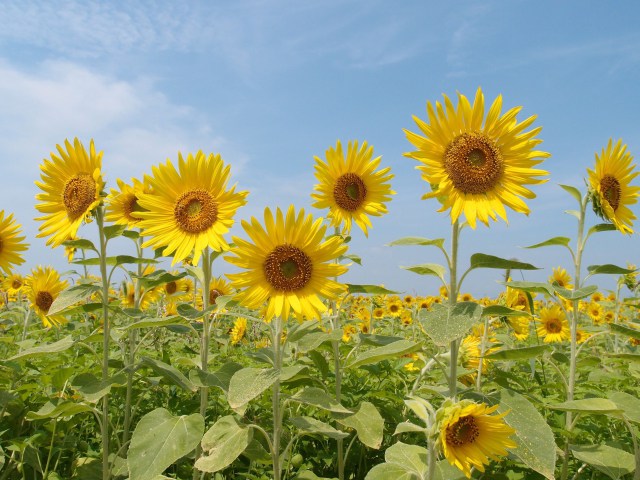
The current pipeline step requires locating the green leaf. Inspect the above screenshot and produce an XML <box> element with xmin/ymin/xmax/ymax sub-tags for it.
<box><xmin>287</xmin><ymin>320</ymin><xmax>321</xmax><ymax>343</ymax></box>
<box><xmin>71</xmin><ymin>373</ymin><xmax>127</xmax><ymax>403</ymax></box>
<box><xmin>343</xmin><ymin>254</ymin><xmax>362</xmax><ymax>266</ymax></box>
<box><xmin>469</xmin><ymin>253</ymin><xmax>539</xmax><ymax>271</ymax></box>
<box><xmin>227</xmin><ymin>368</ymin><xmax>280</xmax><ymax>409</ymax></box>
<box><xmin>62</xmin><ymin>238</ymin><xmax>97</xmax><ymax>252</ymax></box>
<box><xmin>383</xmin><ymin>442</ymin><xmax>428</xmax><ymax>478</ymax></box>
<box><xmin>140</xmin><ymin>357</ymin><xmax>196</xmax><ymax>392</ymax></box>
<box><xmin>552</xmin><ymin>284</ymin><xmax>598</xmax><ymax>300</ymax></box>
<box><xmin>104</xmin><ymin>224</ymin><xmax>126</xmax><ymax>240</ymax></box>
<box><xmin>289</xmin><ymin>387</ymin><xmax>352</xmax><ymax>413</ymax></box>
<box><xmin>418</xmin><ymin>302</ymin><xmax>482</xmax><ymax>346</ymax></box>
<box><xmin>346</xmin><ymin>284</ymin><xmax>397</xmax><ymax>295</ymax></box>
<box><xmin>609</xmin><ymin>354</ymin><xmax>640</xmax><ymax>364</ymax></box>
<box><xmin>137</xmin><ymin>270</ymin><xmax>188</xmax><ymax>290</ymax></box>
<box><xmin>128</xmin><ymin>408</ymin><xmax>204</xmax><ymax>480</ymax></box>
<box><xmin>571</xmin><ymin>444</ymin><xmax>635</xmax><ymax>480</ymax></box>
<box><xmin>189</xmin><ymin>362</ymin><xmax>243</xmax><ymax>392</ymax></box>
<box><xmin>481</xmin><ymin>305</ymin><xmax>532</xmax><ymax>318</ymax></box>
<box><xmin>123</xmin><ymin>229</ymin><xmax>140</xmax><ymax>240</ymax></box>
<box><xmin>195</xmin><ymin>415</ymin><xmax>252</xmax><ymax>473</ymax></box>
<box><xmin>184</xmin><ymin>265</ymin><xmax>204</xmax><ymax>285</ymax></box>
<box><xmin>559</xmin><ymin>184</ymin><xmax>583</xmax><ymax>204</ymax></box>
<box><xmin>484</xmin><ymin>389</ymin><xmax>556</xmax><ymax>480</ymax></box>
<box><xmin>121</xmin><ymin>316</ymin><xmax>189</xmax><ymax>331</ymax></box>
<box><xmin>7</xmin><ymin>335</ymin><xmax>74</xmax><ymax>361</ymax></box>
<box><xmin>587</xmin><ymin>264</ymin><xmax>637</xmax><ymax>275</ymax></box>
<box><xmin>346</xmin><ymin>339</ymin><xmax>422</xmax><ymax>369</ymax></box>
<box><xmin>26</xmin><ymin>400</ymin><xmax>96</xmax><ymax>420</ymax></box>
<box><xmin>485</xmin><ymin>345</ymin><xmax>551</xmax><ymax>361</ymax></box>
<box><xmin>434</xmin><ymin>460</ymin><xmax>467</xmax><ymax>480</ymax></box>
<box><xmin>73</xmin><ymin>255</ymin><xmax>159</xmax><ymax>267</ymax></box>
<box><xmin>588</xmin><ymin>223</ymin><xmax>618</xmax><ymax>237</ymax></box>
<box><xmin>289</xmin><ymin>416</ymin><xmax>349</xmax><ymax>440</ymax></box>
<box><xmin>609</xmin><ymin>323</ymin><xmax>640</xmax><ymax>340</ymax></box>
<box><xmin>401</xmin><ymin>263</ymin><xmax>446</xmax><ymax>284</ymax></box>
<box><xmin>295</xmin><ymin>330</ymin><xmax>342</xmax><ymax>353</ymax></box>
<box><xmin>609</xmin><ymin>391</ymin><xmax>640</xmax><ymax>423</ymax></box>
<box><xmin>523</xmin><ymin>236</ymin><xmax>571</xmax><ymax>249</ymax></box>
<box><xmin>176</xmin><ymin>303</ymin><xmax>216</xmax><ymax>320</ymax></box>
<box><xmin>547</xmin><ymin>398</ymin><xmax>623</xmax><ymax>415</ymax></box>
<box><xmin>334</xmin><ymin>401</ymin><xmax>384</xmax><ymax>449</ymax></box>
<box><xmin>504</xmin><ymin>281</ymin><xmax>555</xmax><ymax>297</ymax></box>
<box><xmin>387</xmin><ymin>237</ymin><xmax>445</xmax><ymax>249</ymax></box>
<box><xmin>365</xmin><ymin>463</ymin><xmax>420</xmax><ymax>480</ymax></box>
<box><xmin>48</xmin><ymin>283</ymin><xmax>101</xmax><ymax>315</ymax></box>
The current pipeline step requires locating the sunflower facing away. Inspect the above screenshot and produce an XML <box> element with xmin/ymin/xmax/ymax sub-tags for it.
<box><xmin>311</xmin><ymin>140</ymin><xmax>395</xmax><ymax>236</ymax></box>
<box><xmin>226</xmin><ymin>206</ymin><xmax>348</xmax><ymax>322</ymax></box>
<box><xmin>137</xmin><ymin>151</ymin><xmax>248</xmax><ymax>266</ymax></box>
<box><xmin>404</xmin><ymin>88</ymin><xmax>549</xmax><ymax>228</ymax></box>
<box><xmin>549</xmin><ymin>266</ymin><xmax>573</xmax><ymax>289</ymax></box>
<box><xmin>106</xmin><ymin>177</ymin><xmax>150</xmax><ymax>229</ymax></box>
<box><xmin>35</xmin><ymin>138</ymin><xmax>105</xmax><ymax>247</ymax></box>
<box><xmin>438</xmin><ymin>400</ymin><xmax>516</xmax><ymax>478</ymax></box>
<box><xmin>537</xmin><ymin>304</ymin><xmax>570</xmax><ymax>343</ymax></box>
<box><xmin>26</xmin><ymin>266</ymin><xmax>69</xmax><ymax>328</ymax></box>
<box><xmin>588</xmin><ymin>138</ymin><xmax>639</xmax><ymax>234</ymax></box>
<box><xmin>0</xmin><ymin>211</ymin><xmax>28</xmax><ymax>274</ymax></box>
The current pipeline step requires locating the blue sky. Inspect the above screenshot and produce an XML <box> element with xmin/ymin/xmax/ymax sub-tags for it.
<box><xmin>1</xmin><ymin>0</ymin><xmax>639</xmax><ymax>297</ymax></box>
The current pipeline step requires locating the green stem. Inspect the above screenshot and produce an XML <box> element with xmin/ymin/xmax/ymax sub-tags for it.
<box><xmin>193</xmin><ymin>248</ymin><xmax>212</xmax><ymax>479</ymax></box>
<box><xmin>561</xmin><ymin>193</ymin><xmax>588</xmax><ymax>480</ymax></box>
<box><xmin>272</xmin><ymin>316</ymin><xmax>284</xmax><ymax>480</ymax></box>
<box><xmin>96</xmin><ymin>207</ymin><xmax>111</xmax><ymax>480</ymax></box>
<box><xmin>42</xmin><ymin>419</ymin><xmax>57</xmax><ymax>479</ymax></box>
<box><xmin>19</xmin><ymin>307</ymin><xmax>31</xmax><ymax>344</ymax></box>
<box><xmin>475</xmin><ymin>315</ymin><xmax>490</xmax><ymax>392</ymax></box>
<box><xmin>448</xmin><ymin>219</ymin><xmax>460</xmax><ymax>399</ymax></box>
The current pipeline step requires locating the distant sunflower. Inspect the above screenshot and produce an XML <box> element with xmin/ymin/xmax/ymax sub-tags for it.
<box><xmin>106</xmin><ymin>177</ymin><xmax>150</xmax><ymax>229</ymax></box>
<box><xmin>197</xmin><ymin>276</ymin><xmax>235</xmax><ymax>309</ymax></box>
<box><xmin>549</xmin><ymin>266</ymin><xmax>572</xmax><ymax>289</ymax></box>
<box><xmin>3</xmin><ymin>273</ymin><xmax>25</xmax><ymax>296</ymax></box>
<box><xmin>311</xmin><ymin>140</ymin><xmax>394</xmax><ymax>236</ymax></box>
<box><xmin>137</xmin><ymin>151</ymin><xmax>248</xmax><ymax>266</ymax></box>
<box><xmin>439</xmin><ymin>400</ymin><xmax>516</xmax><ymax>478</ymax></box>
<box><xmin>0</xmin><ymin>211</ymin><xmax>28</xmax><ymax>274</ymax></box>
<box><xmin>35</xmin><ymin>138</ymin><xmax>104</xmax><ymax>247</ymax></box>
<box><xmin>537</xmin><ymin>304</ymin><xmax>570</xmax><ymax>343</ymax></box>
<box><xmin>226</xmin><ymin>206</ymin><xmax>348</xmax><ymax>322</ymax></box>
<box><xmin>229</xmin><ymin>317</ymin><xmax>247</xmax><ymax>345</ymax></box>
<box><xmin>25</xmin><ymin>266</ymin><xmax>69</xmax><ymax>328</ymax></box>
<box><xmin>404</xmin><ymin>88</ymin><xmax>549</xmax><ymax>228</ymax></box>
<box><xmin>588</xmin><ymin>139</ymin><xmax>639</xmax><ymax>234</ymax></box>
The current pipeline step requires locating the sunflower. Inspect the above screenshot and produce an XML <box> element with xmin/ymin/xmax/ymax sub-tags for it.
<box><xmin>549</xmin><ymin>266</ymin><xmax>573</xmax><ymax>289</ymax></box>
<box><xmin>226</xmin><ymin>206</ymin><xmax>347</xmax><ymax>322</ymax></box>
<box><xmin>197</xmin><ymin>276</ymin><xmax>235</xmax><ymax>309</ymax></box>
<box><xmin>311</xmin><ymin>140</ymin><xmax>395</xmax><ymax>236</ymax></box>
<box><xmin>3</xmin><ymin>273</ymin><xmax>25</xmax><ymax>296</ymax></box>
<box><xmin>35</xmin><ymin>138</ymin><xmax>104</xmax><ymax>247</ymax></box>
<box><xmin>25</xmin><ymin>266</ymin><xmax>69</xmax><ymax>328</ymax></box>
<box><xmin>106</xmin><ymin>177</ymin><xmax>150</xmax><ymax>229</ymax></box>
<box><xmin>588</xmin><ymin>139</ymin><xmax>639</xmax><ymax>234</ymax></box>
<box><xmin>137</xmin><ymin>151</ymin><xmax>248</xmax><ymax>266</ymax></box>
<box><xmin>507</xmin><ymin>315</ymin><xmax>530</xmax><ymax>341</ymax></box>
<box><xmin>386</xmin><ymin>297</ymin><xmax>404</xmax><ymax>317</ymax></box>
<box><xmin>404</xmin><ymin>88</ymin><xmax>549</xmax><ymax>228</ymax></box>
<box><xmin>438</xmin><ymin>400</ymin><xmax>516</xmax><ymax>478</ymax></box>
<box><xmin>0</xmin><ymin>211</ymin><xmax>28</xmax><ymax>275</ymax></box>
<box><xmin>537</xmin><ymin>304</ymin><xmax>570</xmax><ymax>343</ymax></box>
<box><xmin>229</xmin><ymin>317</ymin><xmax>247</xmax><ymax>345</ymax></box>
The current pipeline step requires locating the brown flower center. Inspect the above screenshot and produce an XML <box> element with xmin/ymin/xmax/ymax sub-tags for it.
<box><xmin>546</xmin><ymin>318</ymin><xmax>562</xmax><ymax>333</ymax></box>
<box><xmin>600</xmin><ymin>174</ymin><xmax>621</xmax><ymax>211</ymax></box>
<box><xmin>174</xmin><ymin>189</ymin><xmax>218</xmax><ymax>233</ymax></box>
<box><xmin>165</xmin><ymin>281</ymin><xmax>177</xmax><ymax>295</ymax></box>
<box><xmin>12</xmin><ymin>279</ymin><xmax>22</xmax><ymax>290</ymax></box>
<box><xmin>36</xmin><ymin>291</ymin><xmax>54</xmax><ymax>313</ymax></box>
<box><xmin>209</xmin><ymin>289</ymin><xmax>222</xmax><ymax>305</ymax></box>
<box><xmin>63</xmin><ymin>174</ymin><xmax>96</xmax><ymax>219</ymax></box>
<box><xmin>333</xmin><ymin>173</ymin><xmax>367</xmax><ymax>211</ymax></box>
<box><xmin>444</xmin><ymin>132</ymin><xmax>503</xmax><ymax>194</ymax></box>
<box><xmin>446</xmin><ymin>415</ymin><xmax>480</xmax><ymax>446</ymax></box>
<box><xmin>264</xmin><ymin>245</ymin><xmax>312</xmax><ymax>292</ymax></box>
<box><xmin>123</xmin><ymin>194</ymin><xmax>142</xmax><ymax>223</ymax></box>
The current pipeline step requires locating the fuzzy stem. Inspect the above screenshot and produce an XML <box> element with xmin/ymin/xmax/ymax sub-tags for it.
<box><xmin>448</xmin><ymin>219</ymin><xmax>460</xmax><ymax>399</ymax></box>
<box><xmin>271</xmin><ymin>316</ymin><xmax>284</xmax><ymax>480</ymax></box>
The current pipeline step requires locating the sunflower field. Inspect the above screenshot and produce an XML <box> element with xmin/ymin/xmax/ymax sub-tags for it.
<box><xmin>1</xmin><ymin>88</ymin><xmax>639</xmax><ymax>480</ymax></box>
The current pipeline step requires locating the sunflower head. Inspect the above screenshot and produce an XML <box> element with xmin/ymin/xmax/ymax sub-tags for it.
<box><xmin>404</xmin><ymin>87</ymin><xmax>549</xmax><ymax>228</ymax></box>
<box><xmin>106</xmin><ymin>177</ymin><xmax>151</xmax><ymax>229</ymax></box>
<box><xmin>0</xmin><ymin>211</ymin><xmax>29</xmax><ymax>275</ymax></box>
<box><xmin>25</xmin><ymin>266</ymin><xmax>69</xmax><ymax>328</ymax></box>
<box><xmin>588</xmin><ymin>139</ymin><xmax>639</xmax><ymax>234</ymax></box>
<box><xmin>537</xmin><ymin>304</ymin><xmax>570</xmax><ymax>343</ymax></box>
<box><xmin>35</xmin><ymin>138</ymin><xmax>105</xmax><ymax>248</ymax></box>
<box><xmin>225</xmin><ymin>205</ymin><xmax>348</xmax><ymax>322</ymax></box>
<box><xmin>137</xmin><ymin>151</ymin><xmax>248</xmax><ymax>266</ymax></box>
<box><xmin>437</xmin><ymin>399</ymin><xmax>516</xmax><ymax>478</ymax></box>
<box><xmin>311</xmin><ymin>140</ymin><xmax>395</xmax><ymax>236</ymax></box>
<box><xmin>2</xmin><ymin>273</ymin><xmax>25</xmax><ymax>296</ymax></box>
<box><xmin>549</xmin><ymin>266</ymin><xmax>573</xmax><ymax>289</ymax></box>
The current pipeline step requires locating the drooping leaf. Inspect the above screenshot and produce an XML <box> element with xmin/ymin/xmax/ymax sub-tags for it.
<box><xmin>71</xmin><ymin>373</ymin><xmax>127</xmax><ymax>403</ymax></box>
<box><xmin>547</xmin><ymin>398</ymin><xmax>623</xmax><ymax>415</ymax></box>
<box><xmin>140</xmin><ymin>357</ymin><xmax>196</xmax><ymax>392</ymax></box>
<box><xmin>418</xmin><ymin>302</ymin><xmax>482</xmax><ymax>346</ymax></box>
<box><xmin>401</xmin><ymin>263</ymin><xmax>446</xmax><ymax>284</ymax></box>
<box><xmin>587</xmin><ymin>223</ymin><xmax>618</xmax><ymax>237</ymax></box>
<box><xmin>121</xmin><ymin>316</ymin><xmax>189</xmax><ymax>331</ymax></box>
<box><xmin>62</xmin><ymin>238</ymin><xmax>97</xmax><ymax>252</ymax></box>
<box><xmin>551</xmin><ymin>284</ymin><xmax>598</xmax><ymax>300</ymax></box>
<box><xmin>504</xmin><ymin>281</ymin><xmax>555</xmax><ymax>297</ymax></box>
<box><xmin>104</xmin><ymin>224</ymin><xmax>127</xmax><ymax>240</ymax></box>
<box><xmin>609</xmin><ymin>323</ymin><xmax>640</xmax><ymax>341</ymax></box>
<box><xmin>347</xmin><ymin>284</ymin><xmax>398</xmax><ymax>295</ymax></box>
<box><xmin>523</xmin><ymin>236</ymin><xmax>571</xmax><ymax>249</ymax></box>
<box><xmin>26</xmin><ymin>400</ymin><xmax>96</xmax><ymax>420</ymax></box>
<box><xmin>189</xmin><ymin>362</ymin><xmax>243</xmax><ymax>393</ymax></box>
<box><xmin>227</xmin><ymin>368</ymin><xmax>280</xmax><ymax>409</ymax></box>
<box><xmin>485</xmin><ymin>345</ymin><xmax>551</xmax><ymax>361</ymax></box>
<box><xmin>195</xmin><ymin>415</ymin><xmax>252</xmax><ymax>473</ymax></box>
<box><xmin>609</xmin><ymin>391</ymin><xmax>640</xmax><ymax>423</ymax></box>
<box><xmin>587</xmin><ymin>264</ymin><xmax>636</xmax><ymax>276</ymax></box>
<box><xmin>128</xmin><ymin>408</ymin><xmax>204</xmax><ymax>480</ymax></box>
<box><xmin>334</xmin><ymin>401</ymin><xmax>384</xmax><ymax>449</ymax></box>
<box><xmin>343</xmin><ymin>254</ymin><xmax>362</xmax><ymax>266</ymax></box>
<box><xmin>289</xmin><ymin>387</ymin><xmax>351</xmax><ymax>413</ymax></box>
<box><xmin>481</xmin><ymin>305</ymin><xmax>532</xmax><ymax>318</ymax></box>
<box><xmin>346</xmin><ymin>340</ymin><xmax>421</xmax><ymax>369</ymax></box>
<box><xmin>469</xmin><ymin>254</ymin><xmax>538</xmax><ymax>271</ymax></box>
<box><xmin>559</xmin><ymin>184</ymin><xmax>583</xmax><ymax>204</ymax></box>
<box><xmin>7</xmin><ymin>335</ymin><xmax>74</xmax><ymax>361</ymax></box>
<box><xmin>289</xmin><ymin>416</ymin><xmax>349</xmax><ymax>440</ymax></box>
<box><xmin>387</xmin><ymin>237</ymin><xmax>445</xmax><ymax>249</ymax></box>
